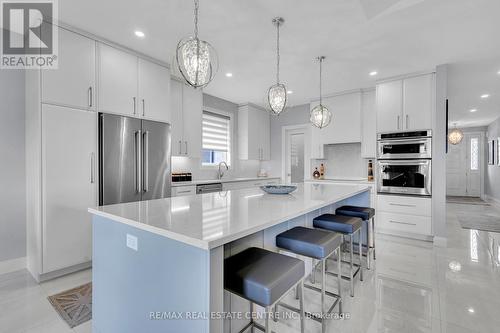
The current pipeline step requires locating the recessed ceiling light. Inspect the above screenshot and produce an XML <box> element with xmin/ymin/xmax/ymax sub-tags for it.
<box><xmin>134</xmin><ymin>31</ymin><xmax>145</xmax><ymax>38</ymax></box>
<box><xmin>287</xmin><ymin>90</ymin><xmax>293</xmax><ymax>94</ymax></box>
<box><xmin>369</xmin><ymin>71</ymin><xmax>378</xmax><ymax>76</ymax></box>
<box><xmin>225</xmin><ymin>72</ymin><xmax>233</xmax><ymax>77</ymax></box>
<box><xmin>468</xmin><ymin>308</ymin><xmax>475</xmax><ymax>313</ymax></box>
<box><xmin>481</xmin><ymin>94</ymin><xmax>490</xmax><ymax>99</ymax></box>
<box><xmin>497</xmin><ymin>70</ymin><xmax>500</xmax><ymax>75</ymax></box>
<box><xmin>448</xmin><ymin>261</ymin><xmax>462</xmax><ymax>272</ymax></box>
<box><xmin>470</xmin><ymin>108</ymin><xmax>478</xmax><ymax>113</ymax></box>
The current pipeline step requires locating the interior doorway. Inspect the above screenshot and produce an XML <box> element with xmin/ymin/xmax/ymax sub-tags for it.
<box><xmin>284</xmin><ymin>127</ymin><xmax>306</xmax><ymax>184</ymax></box>
<box><xmin>447</xmin><ymin>132</ymin><xmax>484</xmax><ymax>197</ymax></box>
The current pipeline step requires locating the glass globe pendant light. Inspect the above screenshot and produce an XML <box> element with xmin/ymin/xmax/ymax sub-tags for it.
<box><xmin>448</xmin><ymin>123</ymin><xmax>464</xmax><ymax>145</ymax></box>
<box><xmin>310</xmin><ymin>56</ymin><xmax>332</xmax><ymax>128</ymax></box>
<box><xmin>267</xmin><ymin>17</ymin><xmax>287</xmax><ymax>115</ymax></box>
<box><xmin>176</xmin><ymin>0</ymin><xmax>218</xmax><ymax>88</ymax></box>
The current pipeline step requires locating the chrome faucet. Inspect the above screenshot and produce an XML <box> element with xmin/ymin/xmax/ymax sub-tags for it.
<box><xmin>218</xmin><ymin>161</ymin><xmax>229</xmax><ymax>179</ymax></box>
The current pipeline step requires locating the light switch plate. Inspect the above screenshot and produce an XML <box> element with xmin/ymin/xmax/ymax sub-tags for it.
<box><xmin>126</xmin><ymin>234</ymin><xmax>138</xmax><ymax>251</ymax></box>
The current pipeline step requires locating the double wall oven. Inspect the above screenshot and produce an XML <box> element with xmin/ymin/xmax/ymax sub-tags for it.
<box><xmin>377</xmin><ymin>130</ymin><xmax>432</xmax><ymax>196</ymax></box>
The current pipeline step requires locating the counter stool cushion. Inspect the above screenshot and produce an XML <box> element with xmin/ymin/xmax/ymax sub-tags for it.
<box><xmin>336</xmin><ymin>205</ymin><xmax>375</xmax><ymax>221</ymax></box>
<box><xmin>224</xmin><ymin>247</ymin><xmax>304</xmax><ymax>307</ymax></box>
<box><xmin>313</xmin><ymin>214</ymin><xmax>363</xmax><ymax>234</ymax></box>
<box><xmin>276</xmin><ymin>226</ymin><xmax>342</xmax><ymax>260</ymax></box>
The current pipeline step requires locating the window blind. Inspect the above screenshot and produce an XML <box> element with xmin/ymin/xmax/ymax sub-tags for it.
<box><xmin>202</xmin><ymin>111</ymin><xmax>230</xmax><ymax>152</ymax></box>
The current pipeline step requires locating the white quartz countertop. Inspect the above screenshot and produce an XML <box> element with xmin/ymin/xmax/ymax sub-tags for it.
<box><xmin>89</xmin><ymin>183</ymin><xmax>370</xmax><ymax>250</ymax></box>
<box><xmin>171</xmin><ymin>176</ymin><xmax>281</xmax><ymax>187</ymax></box>
<box><xmin>305</xmin><ymin>178</ymin><xmax>375</xmax><ymax>185</ymax></box>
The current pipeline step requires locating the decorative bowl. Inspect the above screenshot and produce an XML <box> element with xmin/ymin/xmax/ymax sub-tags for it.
<box><xmin>260</xmin><ymin>185</ymin><xmax>297</xmax><ymax>195</ymax></box>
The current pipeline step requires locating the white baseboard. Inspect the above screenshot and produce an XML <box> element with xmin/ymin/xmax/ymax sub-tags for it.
<box><xmin>485</xmin><ymin>195</ymin><xmax>500</xmax><ymax>207</ymax></box>
<box><xmin>0</xmin><ymin>257</ymin><xmax>26</xmax><ymax>275</ymax></box>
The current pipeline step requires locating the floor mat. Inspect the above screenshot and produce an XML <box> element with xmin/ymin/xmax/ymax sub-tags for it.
<box><xmin>446</xmin><ymin>196</ymin><xmax>490</xmax><ymax>206</ymax></box>
<box><xmin>47</xmin><ymin>282</ymin><xmax>92</xmax><ymax>328</ymax></box>
<box><xmin>458</xmin><ymin>214</ymin><xmax>500</xmax><ymax>233</ymax></box>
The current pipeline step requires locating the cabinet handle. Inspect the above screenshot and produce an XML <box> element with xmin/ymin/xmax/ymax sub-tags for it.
<box><xmin>90</xmin><ymin>152</ymin><xmax>95</xmax><ymax>183</ymax></box>
<box><xmin>397</xmin><ymin>115</ymin><xmax>400</xmax><ymax>129</ymax></box>
<box><xmin>389</xmin><ymin>220</ymin><xmax>417</xmax><ymax>226</ymax></box>
<box><xmin>142</xmin><ymin>99</ymin><xmax>145</xmax><ymax>117</ymax></box>
<box><xmin>389</xmin><ymin>203</ymin><xmax>417</xmax><ymax>207</ymax></box>
<box><xmin>406</xmin><ymin>115</ymin><xmax>409</xmax><ymax>129</ymax></box>
<box><xmin>143</xmin><ymin>131</ymin><xmax>149</xmax><ymax>192</ymax></box>
<box><xmin>177</xmin><ymin>190</ymin><xmax>192</xmax><ymax>194</ymax></box>
<box><xmin>133</xmin><ymin>97</ymin><xmax>137</xmax><ymax>115</ymax></box>
<box><xmin>88</xmin><ymin>87</ymin><xmax>93</xmax><ymax>107</ymax></box>
<box><xmin>179</xmin><ymin>140</ymin><xmax>182</xmax><ymax>155</ymax></box>
<box><xmin>185</xmin><ymin>141</ymin><xmax>188</xmax><ymax>155</ymax></box>
<box><xmin>135</xmin><ymin>130</ymin><xmax>142</xmax><ymax>193</ymax></box>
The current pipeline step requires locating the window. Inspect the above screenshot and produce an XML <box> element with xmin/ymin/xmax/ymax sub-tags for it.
<box><xmin>470</xmin><ymin>137</ymin><xmax>479</xmax><ymax>170</ymax></box>
<box><xmin>202</xmin><ymin>110</ymin><xmax>231</xmax><ymax>166</ymax></box>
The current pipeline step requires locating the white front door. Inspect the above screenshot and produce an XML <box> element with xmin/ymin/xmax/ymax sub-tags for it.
<box><xmin>446</xmin><ymin>132</ymin><xmax>482</xmax><ymax>197</ymax></box>
<box><xmin>285</xmin><ymin>129</ymin><xmax>305</xmax><ymax>184</ymax></box>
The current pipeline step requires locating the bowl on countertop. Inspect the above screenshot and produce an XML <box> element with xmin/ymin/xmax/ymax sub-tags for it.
<box><xmin>260</xmin><ymin>185</ymin><xmax>297</xmax><ymax>195</ymax></box>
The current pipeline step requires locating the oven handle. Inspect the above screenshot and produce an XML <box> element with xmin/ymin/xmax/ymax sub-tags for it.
<box><xmin>378</xmin><ymin>160</ymin><xmax>431</xmax><ymax>166</ymax></box>
<box><xmin>378</xmin><ymin>137</ymin><xmax>431</xmax><ymax>144</ymax></box>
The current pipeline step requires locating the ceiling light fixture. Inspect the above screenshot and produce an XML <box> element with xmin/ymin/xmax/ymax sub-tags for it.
<box><xmin>369</xmin><ymin>71</ymin><xmax>378</xmax><ymax>76</ymax></box>
<box><xmin>175</xmin><ymin>0</ymin><xmax>218</xmax><ymax>88</ymax></box>
<box><xmin>468</xmin><ymin>308</ymin><xmax>475</xmax><ymax>313</ymax></box>
<box><xmin>287</xmin><ymin>90</ymin><xmax>293</xmax><ymax>94</ymax></box>
<box><xmin>225</xmin><ymin>72</ymin><xmax>233</xmax><ymax>77</ymax></box>
<box><xmin>134</xmin><ymin>30</ymin><xmax>145</xmax><ymax>38</ymax></box>
<box><xmin>481</xmin><ymin>94</ymin><xmax>490</xmax><ymax>99</ymax></box>
<box><xmin>310</xmin><ymin>56</ymin><xmax>332</xmax><ymax>129</ymax></box>
<box><xmin>267</xmin><ymin>17</ymin><xmax>287</xmax><ymax>116</ymax></box>
<box><xmin>470</xmin><ymin>108</ymin><xmax>477</xmax><ymax>113</ymax></box>
<box><xmin>448</xmin><ymin>123</ymin><xmax>464</xmax><ymax>145</ymax></box>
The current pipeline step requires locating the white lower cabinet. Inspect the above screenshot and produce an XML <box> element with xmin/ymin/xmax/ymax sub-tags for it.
<box><xmin>171</xmin><ymin>185</ymin><xmax>196</xmax><ymax>197</ymax></box>
<box><xmin>41</xmin><ymin>104</ymin><xmax>97</xmax><ymax>273</ymax></box>
<box><xmin>377</xmin><ymin>195</ymin><xmax>432</xmax><ymax>238</ymax></box>
<box><xmin>222</xmin><ymin>179</ymin><xmax>279</xmax><ymax>191</ymax></box>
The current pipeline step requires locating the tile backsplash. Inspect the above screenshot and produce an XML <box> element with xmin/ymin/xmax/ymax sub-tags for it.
<box><xmin>312</xmin><ymin>143</ymin><xmax>369</xmax><ymax>179</ymax></box>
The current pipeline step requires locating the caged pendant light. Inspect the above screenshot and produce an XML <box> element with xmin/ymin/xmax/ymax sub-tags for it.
<box><xmin>267</xmin><ymin>17</ymin><xmax>288</xmax><ymax>115</ymax></box>
<box><xmin>176</xmin><ymin>0</ymin><xmax>218</xmax><ymax>88</ymax></box>
<box><xmin>448</xmin><ymin>123</ymin><xmax>464</xmax><ymax>145</ymax></box>
<box><xmin>310</xmin><ymin>56</ymin><xmax>332</xmax><ymax>128</ymax></box>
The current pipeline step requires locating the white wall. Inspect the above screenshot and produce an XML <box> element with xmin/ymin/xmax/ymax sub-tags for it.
<box><xmin>262</xmin><ymin>104</ymin><xmax>310</xmax><ymax>177</ymax></box>
<box><xmin>0</xmin><ymin>70</ymin><xmax>26</xmax><ymax>262</ymax></box>
<box><xmin>171</xmin><ymin>94</ymin><xmax>261</xmax><ymax>180</ymax></box>
<box><xmin>486</xmin><ymin>116</ymin><xmax>500</xmax><ymax>202</ymax></box>
<box><xmin>317</xmin><ymin>143</ymin><xmax>368</xmax><ymax>179</ymax></box>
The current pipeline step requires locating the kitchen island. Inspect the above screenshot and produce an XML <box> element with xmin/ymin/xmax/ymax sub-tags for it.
<box><xmin>88</xmin><ymin>183</ymin><xmax>370</xmax><ymax>333</ymax></box>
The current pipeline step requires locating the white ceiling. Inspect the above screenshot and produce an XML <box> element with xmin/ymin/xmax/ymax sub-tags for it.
<box><xmin>59</xmin><ymin>0</ymin><xmax>500</xmax><ymax>110</ymax></box>
<box><xmin>448</xmin><ymin>58</ymin><xmax>500</xmax><ymax>128</ymax></box>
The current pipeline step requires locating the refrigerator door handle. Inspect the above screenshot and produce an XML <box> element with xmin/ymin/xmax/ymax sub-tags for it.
<box><xmin>135</xmin><ymin>130</ymin><xmax>142</xmax><ymax>193</ymax></box>
<box><xmin>143</xmin><ymin>131</ymin><xmax>149</xmax><ymax>192</ymax></box>
<box><xmin>90</xmin><ymin>152</ymin><xmax>95</xmax><ymax>183</ymax></box>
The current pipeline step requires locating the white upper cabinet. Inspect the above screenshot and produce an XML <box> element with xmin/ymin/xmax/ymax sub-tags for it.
<box><xmin>376</xmin><ymin>73</ymin><xmax>435</xmax><ymax>133</ymax></box>
<box><xmin>42</xmin><ymin>28</ymin><xmax>96</xmax><ymax>110</ymax></box>
<box><xmin>376</xmin><ymin>80</ymin><xmax>403</xmax><ymax>133</ymax></box>
<box><xmin>98</xmin><ymin>43</ymin><xmax>138</xmax><ymax>116</ymax></box>
<box><xmin>238</xmin><ymin>104</ymin><xmax>270</xmax><ymax>160</ymax></box>
<box><xmin>361</xmin><ymin>90</ymin><xmax>376</xmax><ymax>158</ymax></box>
<box><xmin>403</xmin><ymin>74</ymin><xmax>434</xmax><ymax>131</ymax></box>
<box><xmin>170</xmin><ymin>78</ymin><xmax>202</xmax><ymax>158</ymax></box>
<box><xmin>138</xmin><ymin>58</ymin><xmax>171</xmax><ymax>123</ymax></box>
<box><xmin>41</xmin><ymin>104</ymin><xmax>97</xmax><ymax>273</ymax></box>
<box><xmin>182</xmin><ymin>85</ymin><xmax>202</xmax><ymax>159</ymax></box>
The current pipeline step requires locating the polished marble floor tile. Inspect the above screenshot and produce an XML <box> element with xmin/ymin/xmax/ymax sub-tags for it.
<box><xmin>0</xmin><ymin>201</ymin><xmax>499</xmax><ymax>333</ymax></box>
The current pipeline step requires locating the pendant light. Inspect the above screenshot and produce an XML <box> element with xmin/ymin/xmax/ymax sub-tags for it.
<box><xmin>310</xmin><ymin>56</ymin><xmax>332</xmax><ymax>128</ymax></box>
<box><xmin>176</xmin><ymin>0</ymin><xmax>218</xmax><ymax>88</ymax></box>
<box><xmin>448</xmin><ymin>123</ymin><xmax>464</xmax><ymax>145</ymax></box>
<box><xmin>267</xmin><ymin>17</ymin><xmax>287</xmax><ymax>115</ymax></box>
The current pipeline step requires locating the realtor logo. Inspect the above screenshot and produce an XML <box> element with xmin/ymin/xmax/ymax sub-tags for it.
<box><xmin>1</xmin><ymin>0</ymin><xmax>58</xmax><ymax>68</ymax></box>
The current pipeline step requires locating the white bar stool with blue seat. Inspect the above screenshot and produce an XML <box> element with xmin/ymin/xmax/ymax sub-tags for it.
<box><xmin>336</xmin><ymin>205</ymin><xmax>376</xmax><ymax>269</ymax></box>
<box><xmin>275</xmin><ymin>226</ymin><xmax>343</xmax><ymax>333</ymax></box>
<box><xmin>313</xmin><ymin>214</ymin><xmax>364</xmax><ymax>297</ymax></box>
<box><xmin>224</xmin><ymin>247</ymin><xmax>306</xmax><ymax>333</ymax></box>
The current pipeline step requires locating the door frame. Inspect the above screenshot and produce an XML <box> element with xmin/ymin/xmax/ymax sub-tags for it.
<box><xmin>281</xmin><ymin>124</ymin><xmax>310</xmax><ymax>183</ymax></box>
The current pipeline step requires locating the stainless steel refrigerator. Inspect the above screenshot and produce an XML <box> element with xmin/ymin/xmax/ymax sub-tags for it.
<box><xmin>99</xmin><ymin>113</ymin><xmax>171</xmax><ymax>205</ymax></box>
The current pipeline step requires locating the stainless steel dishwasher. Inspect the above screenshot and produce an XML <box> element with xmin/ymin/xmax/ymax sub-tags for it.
<box><xmin>196</xmin><ymin>183</ymin><xmax>223</xmax><ymax>194</ymax></box>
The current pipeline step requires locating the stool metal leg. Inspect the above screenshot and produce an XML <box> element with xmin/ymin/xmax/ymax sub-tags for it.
<box><xmin>372</xmin><ymin>217</ymin><xmax>376</xmax><ymax>260</ymax></box>
<box><xmin>349</xmin><ymin>234</ymin><xmax>354</xmax><ymax>297</ymax></box>
<box><xmin>250</xmin><ymin>302</ymin><xmax>256</xmax><ymax>333</ymax></box>
<box><xmin>359</xmin><ymin>229</ymin><xmax>364</xmax><ymax>282</ymax></box>
<box><xmin>366</xmin><ymin>219</ymin><xmax>372</xmax><ymax>270</ymax></box>
<box><xmin>321</xmin><ymin>258</ymin><xmax>326</xmax><ymax>333</ymax></box>
<box><xmin>311</xmin><ymin>258</ymin><xmax>316</xmax><ymax>284</ymax></box>
<box><xmin>299</xmin><ymin>280</ymin><xmax>305</xmax><ymax>333</ymax></box>
<box><xmin>273</xmin><ymin>304</ymin><xmax>278</xmax><ymax>323</ymax></box>
<box><xmin>265</xmin><ymin>306</ymin><xmax>270</xmax><ymax>332</ymax></box>
<box><xmin>337</xmin><ymin>247</ymin><xmax>343</xmax><ymax>314</ymax></box>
